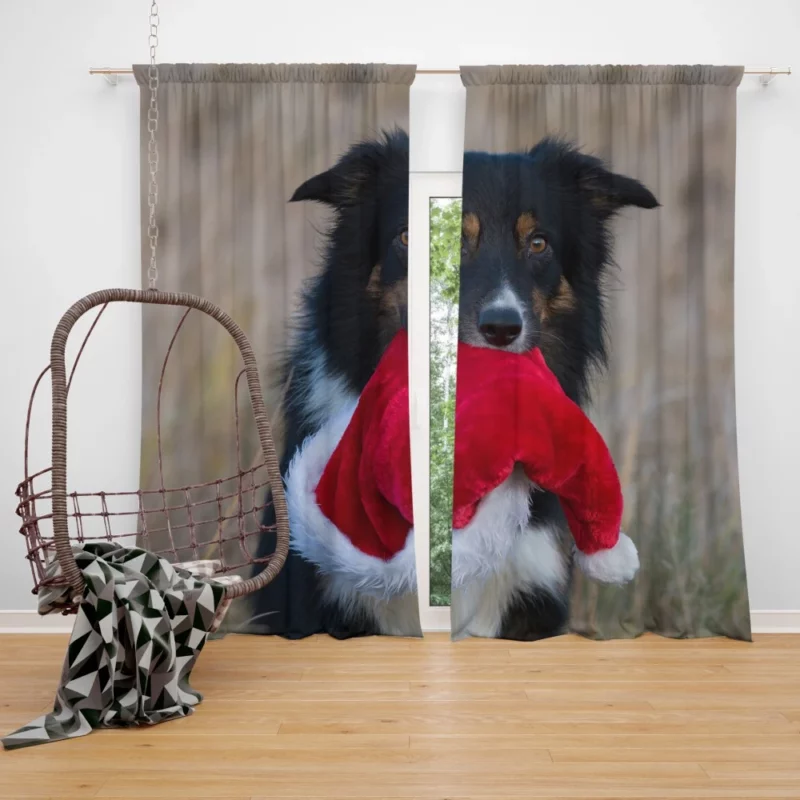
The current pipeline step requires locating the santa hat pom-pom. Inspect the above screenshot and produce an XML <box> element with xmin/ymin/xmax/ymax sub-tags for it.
<box><xmin>574</xmin><ymin>533</ymin><xmax>639</xmax><ymax>585</ymax></box>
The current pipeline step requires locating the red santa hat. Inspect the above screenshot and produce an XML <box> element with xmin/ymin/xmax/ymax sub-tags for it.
<box><xmin>284</xmin><ymin>330</ymin><xmax>639</xmax><ymax>599</ymax></box>
<box><xmin>285</xmin><ymin>332</ymin><xmax>415</xmax><ymax>599</ymax></box>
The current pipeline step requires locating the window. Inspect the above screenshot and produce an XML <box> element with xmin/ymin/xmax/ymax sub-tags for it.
<box><xmin>429</xmin><ymin>197</ymin><xmax>461</xmax><ymax>608</ymax></box>
<box><xmin>409</xmin><ymin>172</ymin><xmax>461</xmax><ymax>631</ymax></box>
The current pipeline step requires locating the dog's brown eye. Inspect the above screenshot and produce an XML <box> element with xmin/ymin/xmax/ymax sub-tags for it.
<box><xmin>530</xmin><ymin>235</ymin><xmax>548</xmax><ymax>255</ymax></box>
<box><xmin>400</xmin><ymin>230</ymin><xmax>409</xmax><ymax>247</ymax></box>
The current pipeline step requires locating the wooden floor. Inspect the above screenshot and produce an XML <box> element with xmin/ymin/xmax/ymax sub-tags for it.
<box><xmin>0</xmin><ymin>633</ymin><xmax>799</xmax><ymax>799</ymax></box>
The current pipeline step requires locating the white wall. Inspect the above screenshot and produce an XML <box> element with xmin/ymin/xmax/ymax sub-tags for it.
<box><xmin>1</xmin><ymin>0</ymin><xmax>798</xmax><ymax>622</ymax></box>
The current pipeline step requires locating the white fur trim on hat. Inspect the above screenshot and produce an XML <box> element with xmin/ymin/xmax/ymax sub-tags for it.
<box><xmin>451</xmin><ymin>465</ymin><xmax>534</xmax><ymax>590</ymax></box>
<box><xmin>574</xmin><ymin>532</ymin><xmax>640</xmax><ymax>584</ymax></box>
<box><xmin>284</xmin><ymin>400</ymin><xmax>417</xmax><ymax>600</ymax></box>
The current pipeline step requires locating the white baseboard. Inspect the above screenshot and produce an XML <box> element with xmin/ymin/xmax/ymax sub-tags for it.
<box><xmin>0</xmin><ymin>611</ymin><xmax>74</xmax><ymax>634</ymax></box>
<box><xmin>1</xmin><ymin>609</ymin><xmax>798</xmax><ymax>635</ymax></box>
<box><xmin>749</xmin><ymin>610</ymin><xmax>800</xmax><ymax>634</ymax></box>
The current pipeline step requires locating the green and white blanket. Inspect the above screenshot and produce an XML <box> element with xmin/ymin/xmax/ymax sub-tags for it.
<box><xmin>2</xmin><ymin>542</ymin><xmax>238</xmax><ymax>750</ymax></box>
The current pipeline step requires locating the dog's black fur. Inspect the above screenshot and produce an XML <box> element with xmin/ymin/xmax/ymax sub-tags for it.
<box><xmin>251</xmin><ymin>130</ymin><xmax>410</xmax><ymax>638</ymax></box>
<box><xmin>282</xmin><ymin>128</ymin><xmax>410</xmax><ymax>445</ymax></box>
<box><xmin>252</xmin><ymin>130</ymin><xmax>657</xmax><ymax>640</ymax></box>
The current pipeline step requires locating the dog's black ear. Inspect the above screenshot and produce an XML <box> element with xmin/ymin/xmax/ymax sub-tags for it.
<box><xmin>289</xmin><ymin>128</ymin><xmax>408</xmax><ymax>208</ymax></box>
<box><xmin>290</xmin><ymin>170</ymin><xmax>339</xmax><ymax>205</ymax></box>
<box><xmin>290</xmin><ymin>155</ymin><xmax>376</xmax><ymax>207</ymax></box>
<box><xmin>578</xmin><ymin>165</ymin><xmax>659</xmax><ymax>214</ymax></box>
<box><xmin>530</xmin><ymin>137</ymin><xmax>659</xmax><ymax>216</ymax></box>
<box><xmin>289</xmin><ymin>151</ymin><xmax>379</xmax><ymax>207</ymax></box>
<box><xmin>289</xmin><ymin>132</ymin><xmax>404</xmax><ymax>207</ymax></box>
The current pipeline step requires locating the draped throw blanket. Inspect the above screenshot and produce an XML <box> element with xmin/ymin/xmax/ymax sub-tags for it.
<box><xmin>2</xmin><ymin>542</ymin><xmax>229</xmax><ymax>750</ymax></box>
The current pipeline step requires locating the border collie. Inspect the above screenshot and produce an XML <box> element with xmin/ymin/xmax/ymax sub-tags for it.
<box><xmin>254</xmin><ymin>130</ymin><xmax>657</xmax><ymax>640</ymax></box>
<box><xmin>251</xmin><ymin>129</ymin><xmax>412</xmax><ymax>638</ymax></box>
<box><xmin>451</xmin><ymin>139</ymin><xmax>658</xmax><ymax>640</ymax></box>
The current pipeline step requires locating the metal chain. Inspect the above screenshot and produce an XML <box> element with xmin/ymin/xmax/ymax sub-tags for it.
<box><xmin>146</xmin><ymin>1</ymin><xmax>160</xmax><ymax>290</ymax></box>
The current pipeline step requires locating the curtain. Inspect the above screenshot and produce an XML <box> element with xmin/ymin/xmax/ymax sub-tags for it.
<box><xmin>135</xmin><ymin>64</ymin><xmax>420</xmax><ymax>639</ymax></box>
<box><xmin>451</xmin><ymin>65</ymin><xmax>750</xmax><ymax>641</ymax></box>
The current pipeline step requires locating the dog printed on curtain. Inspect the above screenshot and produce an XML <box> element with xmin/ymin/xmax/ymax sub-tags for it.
<box><xmin>266</xmin><ymin>128</ymin><xmax>421</xmax><ymax>639</ymax></box>
<box><xmin>148</xmin><ymin>64</ymin><xmax>750</xmax><ymax>643</ymax></box>
<box><xmin>246</xmin><ymin>70</ymin><xmax>421</xmax><ymax>639</ymax></box>
<box><xmin>449</xmin><ymin>136</ymin><xmax>654</xmax><ymax>640</ymax></box>
<box><xmin>448</xmin><ymin>65</ymin><xmax>751</xmax><ymax>642</ymax></box>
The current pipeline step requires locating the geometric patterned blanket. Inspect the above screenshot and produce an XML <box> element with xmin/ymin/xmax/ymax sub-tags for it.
<box><xmin>2</xmin><ymin>542</ymin><xmax>233</xmax><ymax>750</ymax></box>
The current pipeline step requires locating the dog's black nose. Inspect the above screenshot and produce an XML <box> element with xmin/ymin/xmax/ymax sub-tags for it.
<box><xmin>478</xmin><ymin>306</ymin><xmax>523</xmax><ymax>348</ymax></box>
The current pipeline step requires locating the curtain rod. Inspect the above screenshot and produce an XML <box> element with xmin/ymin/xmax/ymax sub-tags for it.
<box><xmin>89</xmin><ymin>66</ymin><xmax>792</xmax><ymax>77</ymax></box>
<box><xmin>89</xmin><ymin>65</ymin><xmax>792</xmax><ymax>87</ymax></box>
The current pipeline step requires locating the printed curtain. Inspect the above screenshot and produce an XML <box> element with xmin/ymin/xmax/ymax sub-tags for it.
<box><xmin>448</xmin><ymin>65</ymin><xmax>750</xmax><ymax>641</ymax></box>
<box><xmin>135</xmin><ymin>64</ymin><xmax>421</xmax><ymax>639</ymax></box>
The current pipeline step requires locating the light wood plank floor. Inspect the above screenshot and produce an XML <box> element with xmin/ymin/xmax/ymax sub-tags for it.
<box><xmin>1</xmin><ymin>632</ymin><xmax>798</xmax><ymax>799</ymax></box>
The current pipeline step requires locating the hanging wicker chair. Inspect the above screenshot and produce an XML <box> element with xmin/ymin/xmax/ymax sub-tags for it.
<box><xmin>15</xmin><ymin>288</ymin><xmax>290</xmax><ymax>613</ymax></box>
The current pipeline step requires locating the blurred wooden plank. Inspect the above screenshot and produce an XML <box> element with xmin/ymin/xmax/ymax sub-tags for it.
<box><xmin>276</xmin><ymin>704</ymin><xmax>793</xmax><ymax>735</ymax></box>
<box><xmin>701</xmin><ymin>762</ymin><xmax>800</xmax><ymax>784</ymax></box>
<box><xmin>244</xmin><ymin>794</ymin><xmax>800</xmax><ymax>800</ymax></box>
<box><xmin>550</xmin><ymin>746</ymin><xmax>800</xmax><ymax>763</ymax></box>
<box><xmin>93</xmin><ymin>763</ymin><xmax>709</xmax><ymax>798</ymax></box>
<box><xmin>410</xmin><ymin>732</ymin><xmax>800</xmax><ymax>751</ymax></box>
<box><xmin>0</xmin><ymin>773</ymin><xmax>105</xmax><ymax>798</ymax></box>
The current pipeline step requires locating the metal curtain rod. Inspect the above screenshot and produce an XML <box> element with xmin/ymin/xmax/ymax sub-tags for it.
<box><xmin>89</xmin><ymin>66</ymin><xmax>792</xmax><ymax>76</ymax></box>
<box><xmin>90</xmin><ymin>66</ymin><xmax>791</xmax><ymax>87</ymax></box>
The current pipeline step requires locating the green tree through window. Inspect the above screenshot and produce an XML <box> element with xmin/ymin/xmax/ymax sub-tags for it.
<box><xmin>429</xmin><ymin>198</ymin><xmax>461</xmax><ymax>606</ymax></box>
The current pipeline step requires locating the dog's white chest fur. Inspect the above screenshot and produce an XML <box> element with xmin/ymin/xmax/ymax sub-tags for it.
<box><xmin>300</xmin><ymin>348</ymin><xmax>359</xmax><ymax>434</ymax></box>
<box><xmin>450</xmin><ymin>468</ymin><xmax>568</xmax><ymax>638</ymax></box>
